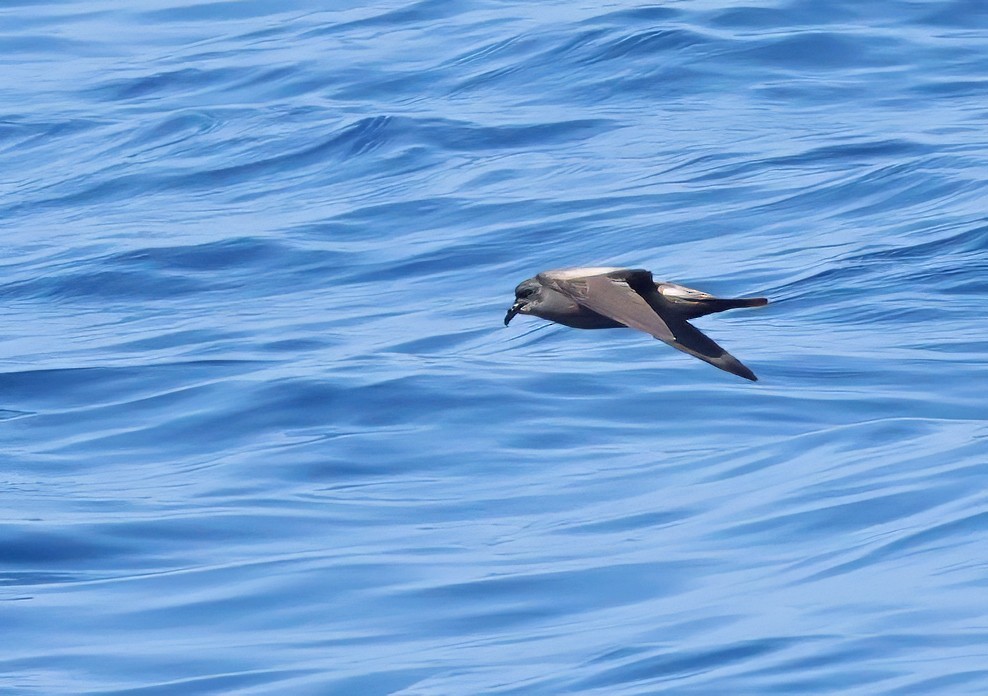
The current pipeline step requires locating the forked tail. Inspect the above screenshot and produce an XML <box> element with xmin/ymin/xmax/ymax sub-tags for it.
<box><xmin>680</xmin><ymin>296</ymin><xmax>768</xmax><ymax>320</ymax></box>
<box><xmin>704</xmin><ymin>297</ymin><xmax>768</xmax><ymax>312</ymax></box>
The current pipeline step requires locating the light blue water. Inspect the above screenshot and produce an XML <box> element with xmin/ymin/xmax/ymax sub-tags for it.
<box><xmin>3</xmin><ymin>1</ymin><xmax>988</xmax><ymax>693</ymax></box>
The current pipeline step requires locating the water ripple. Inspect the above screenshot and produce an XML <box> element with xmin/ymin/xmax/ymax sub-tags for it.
<box><xmin>3</xmin><ymin>0</ymin><xmax>988</xmax><ymax>693</ymax></box>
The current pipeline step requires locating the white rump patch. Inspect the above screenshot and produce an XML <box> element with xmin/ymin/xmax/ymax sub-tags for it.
<box><xmin>659</xmin><ymin>283</ymin><xmax>712</xmax><ymax>299</ymax></box>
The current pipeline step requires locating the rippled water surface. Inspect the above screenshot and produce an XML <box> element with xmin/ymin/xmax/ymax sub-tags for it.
<box><xmin>3</xmin><ymin>1</ymin><xmax>988</xmax><ymax>693</ymax></box>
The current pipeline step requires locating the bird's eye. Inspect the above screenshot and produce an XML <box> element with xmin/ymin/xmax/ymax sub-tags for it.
<box><xmin>519</xmin><ymin>288</ymin><xmax>533</xmax><ymax>298</ymax></box>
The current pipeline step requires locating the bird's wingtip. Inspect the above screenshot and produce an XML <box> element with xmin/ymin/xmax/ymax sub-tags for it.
<box><xmin>722</xmin><ymin>355</ymin><xmax>758</xmax><ymax>382</ymax></box>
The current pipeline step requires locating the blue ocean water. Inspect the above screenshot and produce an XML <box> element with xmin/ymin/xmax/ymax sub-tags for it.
<box><xmin>3</xmin><ymin>0</ymin><xmax>988</xmax><ymax>693</ymax></box>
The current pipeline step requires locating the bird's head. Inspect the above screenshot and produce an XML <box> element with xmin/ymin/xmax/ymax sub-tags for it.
<box><xmin>504</xmin><ymin>278</ymin><xmax>541</xmax><ymax>326</ymax></box>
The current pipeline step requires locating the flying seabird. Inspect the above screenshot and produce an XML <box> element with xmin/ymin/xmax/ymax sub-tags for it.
<box><xmin>504</xmin><ymin>267</ymin><xmax>768</xmax><ymax>381</ymax></box>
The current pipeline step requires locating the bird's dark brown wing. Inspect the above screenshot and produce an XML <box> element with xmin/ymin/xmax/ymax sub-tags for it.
<box><xmin>539</xmin><ymin>269</ymin><xmax>675</xmax><ymax>343</ymax></box>
<box><xmin>661</xmin><ymin>317</ymin><xmax>758</xmax><ymax>381</ymax></box>
<box><xmin>543</xmin><ymin>268</ymin><xmax>758</xmax><ymax>381</ymax></box>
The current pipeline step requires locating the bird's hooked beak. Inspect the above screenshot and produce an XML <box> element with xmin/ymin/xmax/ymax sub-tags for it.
<box><xmin>504</xmin><ymin>300</ymin><xmax>525</xmax><ymax>326</ymax></box>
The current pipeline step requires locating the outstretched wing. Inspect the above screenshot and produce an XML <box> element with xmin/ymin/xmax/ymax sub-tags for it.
<box><xmin>662</xmin><ymin>317</ymin><xmax>758</xmax><ymax>381</ymax></box>
<box><xmin>542</xmin><ymin>268</ymin><xmax>758</xmax><ymax>381</ymax></box>
<box><xmin>539</xmin><ymin>269</ymin><xmax>675</xmax><ymax>343</ymax></box>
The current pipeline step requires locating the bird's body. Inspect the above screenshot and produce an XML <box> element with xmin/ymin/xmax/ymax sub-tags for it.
<box><xmin>504</xmin><ymin>267</ymin><xmax>768</xmax><ymax>381</ymax></box>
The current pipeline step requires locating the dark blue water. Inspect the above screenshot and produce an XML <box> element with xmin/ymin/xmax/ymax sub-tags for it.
<box><xmin>3</xmin><ymin>1</ymin><xmax>988</xmax><ymax>693</ymax></box>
